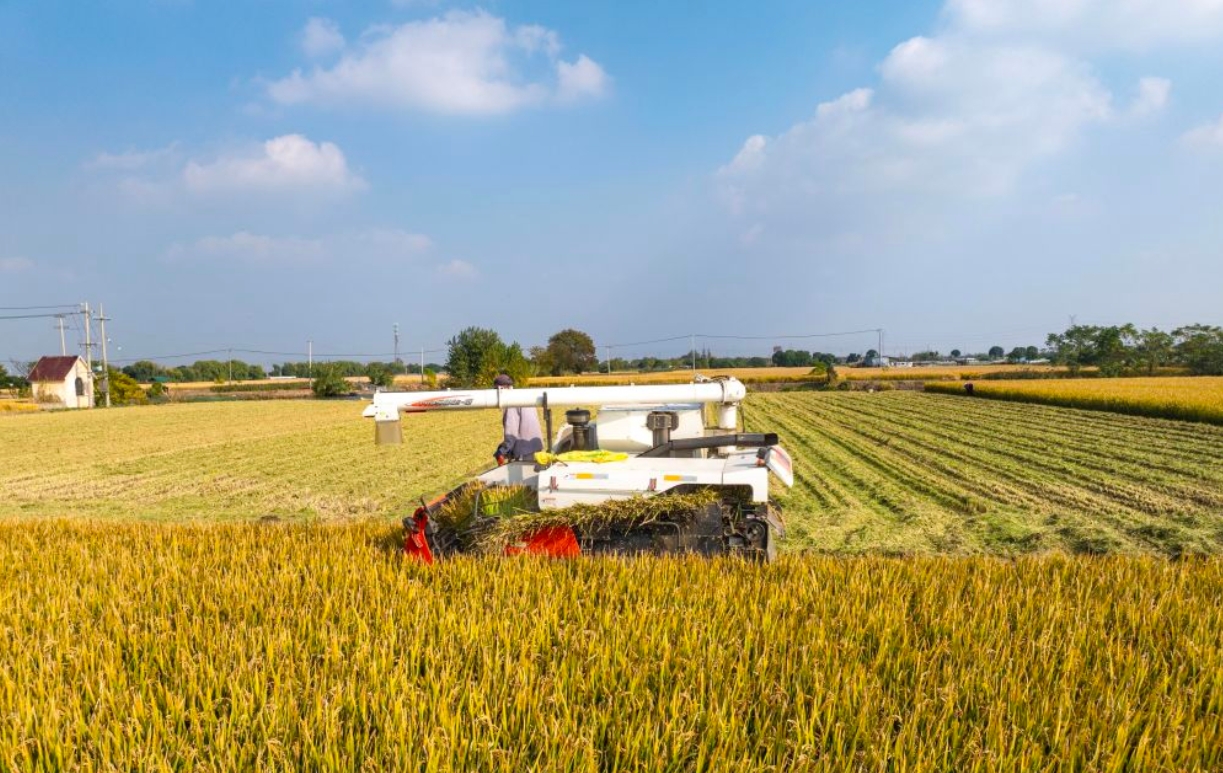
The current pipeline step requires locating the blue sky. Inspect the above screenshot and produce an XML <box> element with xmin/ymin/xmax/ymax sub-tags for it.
<box><xmin>3</xmin><ymin>0</ymin><xmax>1223</xmax><ymax>365</ymax></box>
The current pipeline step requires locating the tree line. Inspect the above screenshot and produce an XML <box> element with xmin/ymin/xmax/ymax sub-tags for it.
<box><xmin>17</xmin><ymin>320</ymin><xmax>1213</xmax><ymax>399</ymax></box>
<box><xmin>1044</xmin><ymin>323</ymin><xmax>1223</xmax><ymax>376</ymax></box>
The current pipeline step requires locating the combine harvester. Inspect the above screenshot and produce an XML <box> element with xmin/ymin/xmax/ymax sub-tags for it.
<box><xmin>363</xmin><ymin>377</ymin><xmax>793</xmax><ymax>561</ymax></box>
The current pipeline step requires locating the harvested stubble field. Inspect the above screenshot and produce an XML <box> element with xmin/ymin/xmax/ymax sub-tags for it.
<box><xmin>748</xmin><ymin>392</ymin><xmax>1223</xmax><ymax>556</ymax></box>
<box><xmin>925</xmin><ymin>376</ymin><xmax>1223</xmax><ymax>425</ymax></box>
<box><xmin>0</xmin><ymin>523</ymin><xmax>1220</xmax><ymax>771</ymax></box>
<box><xmin>2</xmin><ymin>394</ymin><xmax>1223</xmax><ymax>769</ymax></box>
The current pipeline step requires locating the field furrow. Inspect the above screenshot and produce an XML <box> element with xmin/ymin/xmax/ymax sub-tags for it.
<box><xmin>819</xmin><ymin>394</ymin><xmax>1223</xmax><ymax>512</ymax></box>
<box><xmin>749</xmin><ymin>392</ymin><xmax>1223</xmax><ymax>555</ymax></box>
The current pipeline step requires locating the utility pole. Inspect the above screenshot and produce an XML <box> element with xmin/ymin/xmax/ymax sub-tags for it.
<box><xmin>393</xmin><ymin>323</ymin><xmax>401</xmax><ymax>370</ymax></box>
<box><xmin>878</xmin><ymin>328</ymin><xmax>885</xmax><ymax>363</ymax></box>
<box><xmin>97</xmin><ymin>305</ymin><xmax>111</xmax><ymax>407</ymax></box>
<box><xmin>420</xmin><ymin>347</ymin><xmax>425</xmax><ymax>384</ymax></box>
<box><xmin>56</xmin><ymin>316</ymin><xmax>66</xmax><ymax>355</ymax></box>
<box><xmin>308</xmin><ymin>340</ymin><xmax>313</xmax><ymax>377</ymax></box>
<box><xmin>691</xmin><ymin>334</ymin><xmax>696</xmax><ymax>372</ymax></box>
<box><xmin>605</xmin><ymin>345</ymin><xmax>612</xmax><ymax>374</ymax></box>
<box><xmin>227</xmin><ymin>348</ymin><xmax>233</xmax><ymax>385</ymax></box>
<box><xmin>81</xmin><ymin>302</ymin><xmax>93</xmax><ymax>377</ymax></box>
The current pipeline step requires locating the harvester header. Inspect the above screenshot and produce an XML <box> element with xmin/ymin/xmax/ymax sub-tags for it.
<box><xmin>362</xmin><ymin>376</ymin><xmax>792</xmax><ymax>561</ymax></box>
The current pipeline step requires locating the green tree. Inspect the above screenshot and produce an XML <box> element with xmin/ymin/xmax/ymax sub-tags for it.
<box><xmin>311</xmin><ymin>365</ymin><xmax>349</xmax><ymax>398</ymax></box>
<box><xmin>96</xmin><ymin>367</ymin><xmax>148</xmax><ymax>406</ymax></box>
<box><xmin>1134</xmin><ymin>328</ymin><xmax>1175</xmax><ymax>376</ymax></box>
<box><xmin>1046</xmin><ymin>326</ymin><xmax>1098</xmax><ymax>376</ymax></box>
<box><xmin>366</xmin><ymin>363</ymin><xmax>395</xmax><ymax>389</ymax></box>
<box><xmin>122</xmin><ymin>360</ymin><xmax>165</xmax><ymax>383</ymax></box>
<box><xmin>950</xmin><ymin>349</ymin><xmax>962</xmax><ymax>358</ymax></box>
<box><xmin>988</xmin><ymin>346</ymin><xmax>1005</xmax><ymax>359</ymax></box>
<box><xmin>1095</xmin><ymin>325</ymin><xmax>1137</xmax><ymax>377</ymax></box>
<box><xmin>1025</xmin><ymin>345</ymin><xmax>1040</xmax><ymax>360</ymax></box>
<box><xmin>771</xmin><ymin>349</ymin><xmax>813</xmax><ymax>367</ymax></box>
<box><xmin>446</xmin><ymin>327</ymin><xmax>504</xmax><ymax>388</ymax></box>
<box><xmin>528</xmin><ymin>345</ymin><xmax>553</xmax><ymax>376</ymax></box>
<box><xmin>482</xmin><ymin>343</ymin><xmax>532</xmax><ymax>387</ymax></box>
<box><xmin>445</xmin><ymin>327</ymin><xmax>533</xmax><ymax>388</ymax></box>
<box><xmin>544</xmin><ymin>329</ymin><xmax>598</xmax><ymax>375</ymax></box>
<box><xmin>1173</xmin><ymin>324</ymin><xmax>1223</xmax><ymax>375</ymax></box>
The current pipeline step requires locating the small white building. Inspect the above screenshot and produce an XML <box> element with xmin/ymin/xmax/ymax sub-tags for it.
<box><xmin>28</xmin><ymin>356</ymin><xmax>94</xmax><ymax>408</ymax></box>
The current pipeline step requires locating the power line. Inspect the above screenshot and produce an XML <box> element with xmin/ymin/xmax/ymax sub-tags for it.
<box><xmin>0</xmin><ymin>312</ymin><xmax>74</xmax><ymax>321</ymax></box>
<box><xmin>106</xmin><ymin>346</ymin><xmax>449</xmax><ymax>365</ymax></box>
<box><xmin>602</xmin><ymin>334</ymin><xmax>696</xmax><ymax>349</ymax></box>
<box><xmin>699</xmin><ymin>328</ymin><xmax>881</xmax><ymax>341</ymax></box>
<box><xmin>0</xmin><ymin>304</ymin><xmax>79</xmax><ymax>311</ymax></box>
<box><xmin>108</xmin><ymin>349</ymin><xmax>231</xmax><ymax>364</ymax></box>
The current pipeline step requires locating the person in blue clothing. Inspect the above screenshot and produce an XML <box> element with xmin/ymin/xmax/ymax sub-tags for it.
<box><xmin>492</xmin><ymin>373</ymin><xmax>544</xmax><ymax>463</ymax></box>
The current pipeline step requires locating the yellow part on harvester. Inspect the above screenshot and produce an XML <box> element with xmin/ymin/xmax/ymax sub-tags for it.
<box><xmin>534</xmin><ymin>450</ymin><xmax>630</xmax><ymax>466</ymax></box>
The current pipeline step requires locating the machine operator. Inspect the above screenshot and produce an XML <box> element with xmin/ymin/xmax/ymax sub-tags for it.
<box><xmin>493</xmin><ymin>373</ymin><xmax>544</xmax><ymax>464</ymax></box>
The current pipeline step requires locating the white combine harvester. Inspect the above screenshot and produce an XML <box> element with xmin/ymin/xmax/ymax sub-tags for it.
<box><xmin>363</xmin><ymin>377</ymin><xmax>793</xmax><ymax>560</ymax></box>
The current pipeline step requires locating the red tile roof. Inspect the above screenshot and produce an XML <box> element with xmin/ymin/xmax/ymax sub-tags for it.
<box><xmin>28</xmin><ymin>356</ymin><xmax>84</xmax><ymax>382</ymax></box>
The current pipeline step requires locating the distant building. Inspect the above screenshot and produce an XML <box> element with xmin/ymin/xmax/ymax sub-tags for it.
<box><xmin>864</xmin><ymin>354</ymin><xmax>912</xmax><ymax>368</ymax></box>
<box><xmin>28</xmin><ymin>356</ymin><xmax>94</xmax><ymax>408</ymax></box>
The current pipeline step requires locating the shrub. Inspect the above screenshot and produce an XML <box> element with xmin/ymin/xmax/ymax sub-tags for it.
<box><xmin>311</xmin><ymin>365</ymin><xmax>349</xmax><ymax>398</ymax></box>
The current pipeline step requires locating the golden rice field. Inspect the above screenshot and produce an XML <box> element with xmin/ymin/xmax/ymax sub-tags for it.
<box><xmin>0</xmin><ymin>523</ymin><xmax>1220</xmax><ymax>771</ymax></box>
<box><xmin>925</xmin><ymin>376</ymin><xmax>1223</xmax><ymax>425</ymax></box>
<box><xmin>0</xmin><ymin>400</ymin><xmax>38</xmax><ymax>413</ymax></box>
<box><xmin>3</xmin><ymin>394</ymin><xmax>1223</xmax><ymax>769</ymax></box>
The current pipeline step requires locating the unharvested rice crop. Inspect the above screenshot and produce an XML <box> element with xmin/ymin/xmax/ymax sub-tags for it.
<box><xmin>0</xmin><ymin>521</ymin><xmax>1219</xmax><ymax>771</ymax></box>
<box><xmin>925</xmin><ymin>376</ymin><xmax>1223</xmax><ymax>425</ymax></box>
<box><xmin>0</xmin><ymin>399</ymin><xmax>39</xmax><ymax>413</ymax></box>
<box><xmin>4</xmin><ymin>394</ymin><xmax>1223</xmax><ymax>557</ymax></box>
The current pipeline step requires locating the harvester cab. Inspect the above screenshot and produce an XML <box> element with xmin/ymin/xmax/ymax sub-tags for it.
<box><xmin>362</xmin><ymin>377</ymin><xmax>793</xmax><ymax>561</ymax></box>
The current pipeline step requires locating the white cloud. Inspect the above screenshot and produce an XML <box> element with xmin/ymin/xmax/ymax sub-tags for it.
<box><xmin>87</xmin><ymin>143</ymin><xmax>180</xmax><ymax>171</ymax></box>
<box><xmin>345</xmin><ymin>228</ymin><xmax>433</xmax><ymax>260</ymax></box>
<box><xmin>165</xmin><ymin>228</ymin><xmax>432</xmax><ymax>264</ymax></box>
<box><xmin>301</xmin><ymin>17</ymin><xmax>345</xmax><ymax>58</ymax></box>
<box><xmin>182</xmin><ymin>135</ymin><xmax>365</xmax><ymax>194</ymax></box>
<box><xmin>943</xmin><ymin>0</ymin><xmax>1223</xmax><ymax>50</ymax></box>
<box><xmin>1182</xmin><ymin>114</ymin><xmax>1223</xmax><ymax>148</ymax></box>
<box><xmin>718</xmin><ymin>38</ymin><xmax>1112</xmax><ymax>210</ymax></box>
<box><xmin>166</xmin><ymin>232</ymin><xmax>327</xmax><ymax>263</ymax></box>
<box><xmin>557</xmin><ymin>55</ymin><xmax>609</xmax><ymax>102</ymax></box>
<box><xmin>436</xmin><ymin>259</ymin><xmax>478</xmax><ymax>279</ymax></box>
<box><xmin>1129</xmin><ymin>76</ymin><xmax>1171</xmax><ymax>117</ymax></box>
<box><xmin>0</xmin><ymin>256</ymin><xmax>34</xmax><ymax>272</ymax></box>
<box><xmin>267</xmin><ymin>11</ymin><xmax>607</xmax><ymax>114</ymax></box>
